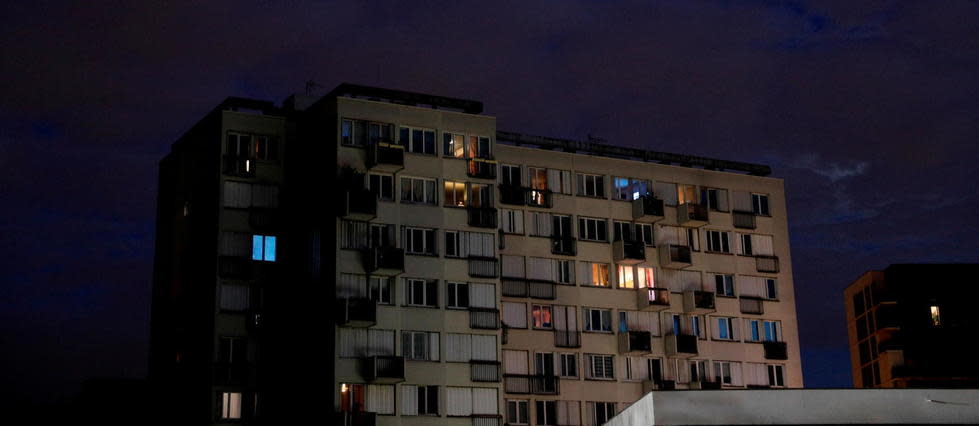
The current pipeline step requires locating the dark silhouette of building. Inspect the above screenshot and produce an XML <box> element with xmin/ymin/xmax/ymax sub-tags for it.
<box><xmin>845</xmin><ymin>264</ymin><xmax>979</xmax><ymax>388</ymax></box>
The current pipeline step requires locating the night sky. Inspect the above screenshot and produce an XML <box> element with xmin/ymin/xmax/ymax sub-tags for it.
<box><xmin>3</xmin><ymin>1</ymin><xmax>978</xmax><ymax>404</ymax></box>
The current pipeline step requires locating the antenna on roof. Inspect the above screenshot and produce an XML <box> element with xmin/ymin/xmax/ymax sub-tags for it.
<box><xmin>305</xmin><ymin>80</ymin><xmax>324</xmax><ymax>96</ymax></box>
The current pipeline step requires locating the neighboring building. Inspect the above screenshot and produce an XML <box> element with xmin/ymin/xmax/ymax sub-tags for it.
<box><xmin>604</xmin><ymin>388</ymin><xmax>979</xmax><ymax>425</ymax></box>
<box><xmin>844</xmin><ymin>264</ymin><xmax>979</xmax><ymax>389</ymax></box>
<box><xmin>150</xmin><ymin>83</ymin><xmax>803</xmax><ymax>425</ymax></box>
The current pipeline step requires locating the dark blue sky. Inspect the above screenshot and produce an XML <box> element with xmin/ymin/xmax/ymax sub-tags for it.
<box><xmin>3</xmin><ymin>0</ymin><xmax>978</xmax><ymax>402</ymax></box>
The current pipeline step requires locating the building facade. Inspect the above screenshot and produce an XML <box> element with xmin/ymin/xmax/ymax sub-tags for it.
<box><xmin>844</xmin><ymin>264</ymin><xmax>979</xmax><ymax>389</ymax></box>
<box><xmin>150</xmin><ymin>84</ymin><xmax>803</xmax><ymax>425</ymax></box>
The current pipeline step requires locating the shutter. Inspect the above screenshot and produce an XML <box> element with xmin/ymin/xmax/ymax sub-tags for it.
<box><xmin>676</xmin><ymin>360</ymin><xmax>690</xmax><ymax>383</ymax></box>
<box><xmin>220</xmin><ymin>283</ymin><xmax>250</xmax><ymax>311</ymax></box>
<box><xmin>679</xmin><ymin>270</ymin><xmax>702</xmax><ymax>292</ymax></box>
<box><xmin>503</xmin><ymin>302</ymin><xmax>527</xmax><ymax>328</ymax></box>
<box><xmin>367</xmin><ymin>385</ymin><xmax>394</xmax><ymax>414</ymax></box>
<box><xmin>472</xmin><ymin>335</ymin><xmax>497</xmax><ymax>361</ymax></box>
<box><xmin>504</xmin><ymin>350</ymin><xmax>529</xmax><ymax>374</ymax></box>
<box><xmin>513</xmin><ymin>209</ymin><xmax>524</xmax><ymax>233</ymax></box>
<box><xmin>732</xmin><ymin>191</ymin><xmax>752</xmax><ymax>212</ymax></box>
<box><xmin>223</xmin><ymin>181</ymin><xmax>250</xmax><ymax>207</ymax></box>
<box><xmin>469</xmin><ymin>283</ymin><xmax>496</xmax><ymax>309</ymax></box>
<box><xmin>446</xmin><ymin>387</ymin><xmax>472</xmax><ymax>416</ymax></box>
<box><xmin>501</xmin><ymin>255</ymin><xmax>525</xmax><ymax>278</ymax></box>
<box><xmin>527</xmin><ymin>257</ymin><xmax>554</xmax><ymax>281</ymax></box>
<box><xmin>547</xmin><ymin>169</ymin><xmax>561</xmax><ymax>192</ymax></box>
<box><xmin>576</xmin><ymin>262</ymin><xmax>592</xmax><ymax>285</ymax></box>
<box><xmin>446</xmin><ymin>334</ymin><xmax>471</xmax><ymax>362</ymax></box>
<box><xmin>658</xmin><ymin>269</ymin><xmax>680</xmax><ymax>292</ymax></box>
<box><xmin>653</xmin><ymin>182</ymin><xmax>678</xmax><ymax>205</ymax></box>
<box><xmin>473</xmin><ymin>388</ymin><xmax>498</xmax><ymax>415</ymax></box>
<box><xmin>740</xmin><ymin>276</ymin><xmax>764</xmax><ymax>297</ymax></box>
<box><xmin>753</xmin><ymin>235</ymin><xmax>774</xmax><ymax>256</ymax></box>
<box><xmin>429</xmin><ymin>332</ymin><xmax>440</xmax><ymax>361</ymax></box>
<box><xmin>401</xmin><ymin>385</ymin><xmax>418</xmax><ymax>415</ymax></box>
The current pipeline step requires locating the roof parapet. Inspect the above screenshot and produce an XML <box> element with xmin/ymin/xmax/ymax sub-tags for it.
<box><xmin>329</xmin><ymin>83</ymin><xmax>483</xmax><ymax>114</ymax></box>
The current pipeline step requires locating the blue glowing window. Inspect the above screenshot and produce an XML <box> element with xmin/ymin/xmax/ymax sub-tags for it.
<box><xmin>252</xmin><ymin>235</ymin><xmax>277</xmax><ymax>261</ymax></box>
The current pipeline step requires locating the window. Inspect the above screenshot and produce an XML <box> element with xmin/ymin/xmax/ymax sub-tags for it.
<box><xmin>252</xmin><ymin>135</ymin><xmax>278</xmax><ymax>161</ymax></box>
<box><xmin>547</xmin><ymin>169</ymin><xmax>573</xmax><ymax>194</ymax></box>
<box><xmin>447</xmin><ymin>282</ymin><xmax>469</xmax><ymax>309</ymax></box>
<box><xmin>536</xmin><ymin>400</ymin><xmax>558</xmax><ymax>426</ymax></box>
<box><xmin>714</xmin><ymin>317</ymin><xmax>738</xmax><ymax>341</ymax></box>
<box><xmin>527</xmin><ymin>211</ymin><xmax>553</xmax><ymax>237</ymax></box>
<box><xmin>745</xmin><ymin>320</ymin><xmax>780</xmax><ymax>342</ymax></box>
<box><xmin>687</xmin><ymin>228</ymin><xmax>701</xmax><ymax>251</ymax></box>
<box><xmin>337</xmin><ymin>329</ymin><xmax>396</xmax><ymax>358</ymax></box>
<box><xmin>500</xmin><ymin>209</ymin><xmax>524</xmax><ymax>234</ymax></box>
<box><xmin>503</xmin><ymin>302</ymin><xmax>528</xmax><ymax>328</ymax></box>
<box><xmin>368</xmin><ymin>174</ymin><xmax>394</xmax><ymax>201</ymax></box>
<box><xmin>637</xmin><ymin>223</ymin><xmax>654</xmax><ymax>246</ymax></box>
<box><xmin>555</xmin><ymin>260</ymin><xmax>574</xmax><ymax>285</ymax></box>
<box><xmin>528</xmin><ymin>167</ymin><xmax>548</xmax><ymax>190</ymax></box>
<box><xmin>445</xmin><ymin>334</ymin><xmax>498</xmax><ymax>362</ymax></box>
<box><xmin>577</xmin><ymin>217</ymin><xmax>608</xmax><ymax>242</ymax></box>
<box><xmin>617</xmin><ymin>265</ymin><xmax>635</xmax><ymax>289</ymax></box>
<box><xmin>400</xmin><ymin>177</ymin><xmax>437</xmax><ymax>205</ymax></box>
<box><xmin>560</xmin><ymin>353</ymin><xmax>577</xmax><ymax>378</ymax></box>
<box><xmin>579</xmin><ymin>262</ymin><xmax>610</xmax><ymax>287</ymax></box>
<box><xmin>399</xmin><ymin>127</ymin><xmax>436</xmax><ymax>155</ymax></box>
<box><xmin>589</xmin><ymin>402</ymin><xmax>616</xmax><ymax>425</ymax></box>
<box><xmin>444</xmin><ymin>230</ymin><xmax>494</xmax><ymax>258</ymax></box>
<box><xmin>443</xmin><ymin>181</ymin><xmax>467</xmax><ymax>207</ymax></box>
<box><xmin>227</xmin><ymin>133</ymin><xmax>251</xmax><ymax>157</ymax></box>
<box><xmin>220</xmin><ymin>283</ymin><xmax>250</xmax><ymax>311</ymax></box>
<box><xmin>768</xmin><ymin>365</ymin><xmax>785</xmax><ymax>387</ymax></box>
<box><xmin>672</xmin><ymin>314</ymin><xmax>682</xmax><ymax>335</ymax></box>
<box><xmin>402</xmin><ymin>331</ymin><xmax>440</xmax><ymax>361</ymax></box>
<box><xmin>689</xmin><ymin>315</ymin><xmax>704</xmax><ymax>339</ymax></box>
<box><xmin>930</xmin><ymin>305</ymin><xmax>941</xmax><ymax>326</ymax></box>
<box><xmin>218</xmin><ymin>336</ymin><xmax>247</xmax><ymax>365</ymax></box>
<box><xmin>677</xmin><ymin>184</ymin><xmax>698</xmax><ymax>205</ymax></box>
<box><xmin>402</xmin><ymin>385</ymin><xmax>439</xmax><ymax>415</ymax></box>
<box><xmin>469</xmin><ymin>183</ymin><xmax>493</xmax><ymax>208</ymax></box>
<box><xmin>612</xmin><ymin>177</ymin><xmax>651</xmax><ymax>200</ymax></box>
<box><xmin>576</xmin><ymin>173</ymin><xmax>606</xmax><ymax>198</ymax></box>
<box><xmin>584</xmin><ymin>308</ymin><xmax>612</xmax><ymax>332</ymax></box>
<box><xmin>752</xmin><ymin>193</ymin><xmax>770</xmax><ymax>216</ymax></box>
<box><xmin>701</xmin><ymin>187</ymin><xmax>728</xmax><ymax>211</ymax></box>
<box><xmin>443</xmin><ymin>132</ymin><xmax>465</xmax><ymax>158</ymax></box>
<box><xmin>613</xmin><ymin>221</ymin><xmax>633</xmax><ymax>242</ymax></box>
<box><xmin>506</xmin><ymin>400</ymin><xmax>529</xmax><ymax>425</ymax></box>
<box><xmin>587</xmin><ymin>354</ymin><xmax>615</xmax><ymax>379</ymax></box>
<box><xmin>404</xmin><ymin>278</ymin><xmax>438</xmax><ymax>307</ymax></box>
<box><xmin>689</xmin><ymin>360</ymin><xmax>709</xmax><ymax>382</ymax></box>
<box><xmin>338</xmin><ymin>383</ymin><xmax>365</xmax><ymax>412</ymax></box>
<box><xmin>467</xmin><ymin>135</ymin><xmax>492</xmax><ymax>159</ymax></box>
<box><xmin>706</xmin><ymin>230</ymin><xmax>731</xmax><ymax>253</ymax></box>
<box><xmin>501</xmin><ymin>164</ymin><xmax>521</xmax><ymax>186</ymax></box>
<box><xmin>342</xmin><ymin>119</ymin><xmax>393</xmax><ymax>147</ymax></box>
<box><xmin>251</xmin><ymin>235</ymin><xmax>276</xmax><ymax>261</ymax></box>
<box><xmin>369</xmin><ymin>223</ymin><xmax>394</xmax><ymax>248</ymax></box>
<box><xmin>637</xmin><ymin>267</ymin><xmax>655</xmax><ymax>288</ymax></box>
<box><xmin>403</xmin><ymin>227</ymin><xmax>436</xmax><ymax>255</ymax></box>
<box><xmin>765</xmin><ymin>278</ymin><xmax>778</xmax><ymax>299</ymax></box>
<box><xmin>220</xmin><ymin>392</ymin><xmax>242</xmax><ymax>419</ymax></box>
<box><xmin>714</xmin><ymin>274</ymin><xmax>735</xmax><ymax>297</ymax></box>
<box><xmin>740</xmin><ymin>234</ymin><xmax>753</xmax><ymax>255</ymax></box>
<box><xmin>370</xmin><ymin>276</ymin><xmax>392</xmax><ymax>304</ymax></box>
<box><xmin>714</xmin><ymin>361</ymin><xmax>735</xmax><ymax>385</ymax></box>
<box><xmin>763</xmin><ymin>320</ymin><xmax>781</xmax><ymax>342</ymax></box>
<box><xmin>532</xmin><ymin>305</ymin><xmax>553</xmax><ymax>329</ymax></box>
<box><xmin>445</xmin><ymin>231</ymin><xmax>462</xmax><ymax>258</ymax></box>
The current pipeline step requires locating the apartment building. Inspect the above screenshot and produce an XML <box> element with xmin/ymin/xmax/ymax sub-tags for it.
<box><xmin>844</xmin><ymin>264</ymin><xmax>979</xmax><ymax>389</ymax></box>
<box><xmin>150</xmin><ymin>84</ymin><xmax>802</xmax><ymax>426</ymax></box>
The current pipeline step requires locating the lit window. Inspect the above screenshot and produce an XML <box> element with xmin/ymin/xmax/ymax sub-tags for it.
<box><xmin>251</xmin><ymin>235</ymin><xmax>276</xmax><ymax>261</ymax></box>
<box><xmin>617</xmin><ymin>265</ymin><xmax>635</xmax><ymax>289</ymax></box>
<box><xmin>221</xmin><ymin>392</ymin><xmax>242</xmax><ymax>419</ymax></box>
<box><xmin>930</xmin><ymin>305</ymin><xmax>941</xmax><ymax>326</ymax></box>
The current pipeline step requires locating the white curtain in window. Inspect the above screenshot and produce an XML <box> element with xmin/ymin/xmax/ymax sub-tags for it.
<box><xmin>469</xmin><ymin>283</ymin><xmax>496</xmax><ymax>308</ymax></box>
<box><xmin>473</xmin><ymin>388</ymin><xmax>498</xmax><ymax>415</ymax></box>
<box><xmin>744</xmin><ymin>363</ymin><xmax>768</xmax><ymax>386</ymax></box>
<box><xmin>653</xmin><ymin>182</ymin><xmax>678</xmax><ymax>205</ymax></box>
<box><xmin>446</xmin><ymin>387</ymin><xmax>473</xmax><ymax>416</ymax></box>
<box><xmin>369</xmin><ymin>329</ymin><xmax>395</xmax><ymax>356</ymax></box>
<box><xmin>553</xmin><ymin>305</ymin><xmax>578</xmax><ymax>331</ymax></box>
<box><xmin>401</xmin><ymin>385</ymin><xmax>418</xmax><ymax>415</ymax></box>
<box><xmin>576</xmin><ymin>262</ymin><xmax>592</xmax><ymax>286</ymax></box>
<box><xmin>624</xmin><ymin>311</ymin><xmax>660</xmax><ymax>335</ymax></box>
<box><xmin>557</xmin><ymin>401</ymin><xmax>580</xmax><ymax>426</ymax></box>
<box><xmin>501</xmin><ymin>255</ymin><xmax>525</xmax><ymax>278</ymax></box>
<box><xmin>366</xmin><ymin>385</ymin><xmax>394</xmax><ymax>414</ymax></box>
<box><xmin>740</xmin><ymin>276</ymin><xmax>765</xmax><ymax>297</ymax></box>
<box><xmin>752</xmin><ymin>234</ymin><xmax>775</xmax><ymax>256</ymax></box>
<box><xmin>527</xmin><ymin>212</ymin><xmax>553</xmax><ymax>236</ymax></box>
<box><xmin>503</xmin><ymin>302</ymin><xmax>527</xmax><ymax>328</ymax></box>
<box><xmin>338</xmin><ymin>328</ymin><xmax>367</xmax><ymax>357</ymax></box>
<box><xmin>445</xmin><ymin>334</ymin><xmax>471</xmax><ymax>362</ymax></box>
<box><xmin>472</xmin><ymin>335</ymin><xmax>497</xmax><ymax>361</ymax></box>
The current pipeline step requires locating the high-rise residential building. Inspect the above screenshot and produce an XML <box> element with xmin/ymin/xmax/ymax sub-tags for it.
<box><xmin>150</xmin><ymin>83</ymin><xmax>803</xmax><ymax>425</ymax></box>
<box><xmin>844</xmin><ymin>264</ymin><xmax>979</xmax><ymax>389</ymax></box>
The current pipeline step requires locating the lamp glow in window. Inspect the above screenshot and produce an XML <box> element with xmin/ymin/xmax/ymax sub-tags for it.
<box><xmin>930</xmin><ymin>305</ymin><xmax>941</xmax><ymax>326</ymax></box>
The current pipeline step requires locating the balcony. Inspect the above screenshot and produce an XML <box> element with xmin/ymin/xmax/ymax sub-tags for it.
<box><xmin>554</xmin><ymin>330</ymin><xmax>581</xmax><ymax>348</ymax></box>
<box><xmin>637</xmin><ymin>287</ymin><xmax>671</xmax><ymax>311</ymax></box>
<box><xmin>467</xmin><ymin>207</ymin><xmax>498</xmax><ymax>229</ymax></box>
<box><xmin>366</xmin><ymin>141</ymin><xmax>404</xmax><ymax>172</ymax></box>
<box><xmin>467</xmin><ymin>158</ymin><xmax>498</xmax><ymax>180</ymax></box>
<box><xmin>363</xmin><ymin>246</ymin><xmax>404</xmax><ymax>276</ymax></box>
<box><xmin>739</xmin><ymin>296</ymin><xmax>764</xmax><ymax>315</ymax></box>
<box><xmin>525</xmin><ymin>188</ymin><xmax>553</xmax><ymax>208</ymax></box>
<box><xmin>632</xmin><ymin>195</ymin><xmax>665</xmax><ymax>222</ymax></box>
<box><xmin>470</xmin><ymin>308</ymin><xmax>500</xmax><ymax>330</ymax></box>
<box><xmin>470</xmin><ymin>360</ymin><xmax>501</xmax><ymax>382</ymax></box>
<box><xmin>677</xmin><ymin>203</ymin><xmax>709</xmax><ymax>227</ymax></box>
<box><xmin>223</xmin><ymin>155</ymin><xmax>255</xmax><ymax>177</ymax></box>
<box><xmin>468</xmin><ymin>257</ymin><xmax>498</xmax><ymax>278</ymax></box>
<box><xmin>613</xmin><ymin>239</ymin><xmax>646</xmax><ymax>265</ymax></box>
<box><xmin>336</xmin><ymin>297</ymin><xmax>377</xmax><ymax>327</ymax></box>
<box><xmin>763</xmin><ymin>341</ymin><xmax>788</xmax><ymax>360</ymax></box>
<box><xmin>498</xmin><ymin>185</ymin><xmax>526</xmax><ymax>206</ymax></box>
<box><xmin>503</xmin><ymin>374</ymin><xmax>560</xmax><ymax>395</ymax></box>
<box><xmin>550</xmin><ymin>236</ymin><xmax>577</xmax><ymax>256</ymax></box>
<box><xmin>334</xmin><ymin>411</ymin><xmax>377</xmax><ymax>426</ymax></box>
<box><xmin>362</xmin><ymin>355</ymin><xmax>405</xmax><ymax>383</ymax></box>
<box><xmin>343</xmin><ymin>189</ymin><xmax>377</xmax><ymax>221</ymax></box>
<box><xmin>213</xmin><ymin>362</ymin><xmax>253</xmax><ymax>386</ymax></box>
<box><xmin>529</xmin><ymin>281</ymin><xmax>555</xmax><ymax>299</ymax></box>
<box><xmin>755</xmin><ymin>255</ymin><xmax>780</xmax><ymax>273</ymax></box>
<box><xmin>642</xmin><ymin>379</ymin><xmax>675</xmax><ymax>393</ymax></box>
<box><xmin>472</xmin><ymin>416</ymin><xmax>503</xmax><ymax>426</ymax></box>
<box><xmin>502</xmin><ymin>280</ymin><xmax>528</xmax><ymax>297</ymax></box>
<box><xmin>689</xmin><ymin>379</ymin><xmax>722</xmax><ymax>390</ymax></box>
<box><xmin>665</xmin><ymin>334</ymin><xmax>698</xmax><ymax>358</ymax></box>
<box><xmin>683</xmin><ymin>290</ymin><xmax>716</xmax><ymax>314</ymax></box>
<box><xmin>732</xmin><ymin>211</ymin><xmax>756</xmax><ymax>229</ymax></box>
<box><xmin>658</xmin><ymin>244</ymin><xmax>692</xmax><ymax>269</ymax></box>
<box><xmin>618</xmin><ymin>330</ymin><xmax>652</xmax><ymax>354</ymax></box>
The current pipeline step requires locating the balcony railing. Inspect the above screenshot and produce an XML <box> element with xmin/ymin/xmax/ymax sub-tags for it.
<box><xmin>470</xmin><ymin>308</ymin><xmax>500</xmax><ymax>330</ymax></box>
<box><xmin>467</xmin><ymin>158</ymin><xmax>498</xmax><ymax>180</ymax></box>
<box><xmin>763</xmin><ymin>341</ymin><xmax>788</xmax><ymax>360</ymax></box>
<box><xmin>529</xmin><ymin>281</ymin><xmax>556</xmax><ymax>299</ymax></box>
<box><xmin>618</xmin><ymin>330</ymin><xmax>652</xmax><ymax>354</ymax></box>
<box><xmin>732</xmin><ymin>211</ymin><xmax>756</xmax><ymax>229</ymax></box>
<box><xmin>642</xmin><ymin>379</ymin><xmax>675</xmax><ymax>394</ymax></box>
<box><xmin>470</xmin><ymin>360</ymin><xmax>501</xmax><ymax>382</ymax></box>
<box><xmin>525</xmin><ymin>188</ymin><xmax>553</xmax><ymax>208</ymax></box>
<box><xmin>665</xmin><ymin>334</ymin><xmax>698</xmax><ymax>358</ymax></box>
<box><xmin>213</xmin><ymin>362</ymin><xmax>253</xmax><ymax>386</ymax></box>
<box><xmin>632</xmin><ymin>195</ymin><xmax>665</xmax><ymax>221</ymax></box>
<box><xmin>755</xmin><ymin>255</ymin><xmax>780</xmax><ymax>273</ymax></box>
<box><xmin>467</xmin><ymin>207</ymin><xmax>498</xmax><ymax>229</ymax></box>
<box><xmin>468</xmin><ymin>257</ymin><xmax>498</xmax><ymax>278</ymax></box>
<box><xmin>739</xmin><ymin>296</ymin><xmax>764</xmax><ymax>315</ymax></box>
<box><xmin>659</xmin><ymin>244</ymin><xmax>692</xmax><ymax>268</ymax></box>
<box><xmin>678</xmin><ymin>202</ymin><xmax>709</xmax><ymax>227</ymax></box>
<box><xmin>363</xmin><ymin>246</ymin><xmax>404</xmax><ymax>276</ymax></box>
<box><xmin>690</xmin><ymin>379</ymin><xmax>722</xmax><ymax>390</ymax></box>
<box><xmin>683</xmin><ymin>290</ymin><xmax>716</xmax><ymax>314</ymax></box>
<box><xmin>550</xmin><ymin>235</ymin><xmax>576</xmax><ymax>256</ymax></box>
<box><xmin>472</xmin><ymin>416</ymin><xmax>502</xmax><ymax>426</ymax></box>
<box><xmin>638</xmin><ymin>287</ymin><xmax>671</xmax><ymax>311</ymax></box>
<box><xmin>362</xmin><ymin>356</ymin><xmax>405</xmax><ymax>383</ymax></box>
<box><xmin>336</xmin><ymin>297</ymin><xmax>377</xmax><ymax>327</ymax></box>
<box><xmin>334</xmin><ymin>411</ymin><xmax>377</xmax><ymax>426</ymax></box>
<box><xmin>502</xmin><ymin>280</ymin><xmax>528</xmax><ymax>297</ymax></box>
<box><xmin>503</xmin><ymin>374</ymin><xmax>560</xmax><ymax>395</ymax></box>
<box><xmin>498</xmin><ymin>185</ymin><xmax>526</xmax><ymax>206</ymax></box>
<box><xmin>343</xmin><ymin>189</ymin><xmax>377</xmax><ymax>220</ymax></box>
<box><xmin>366</xmin><ymin>141</ymin><xmax>404</xmax><ymax>171</ymax></box>
<box><xmin>613</xmin><ymin>239</ymin><xmax>646</xmax><ymax>265</ymax></box>
<box><xmin>554</xmin><ymin>330</ymin><xmax>581</xmax><ymax>348</ymax></box>
<box><xmin>223</xmin><ymin>155</ymin><xmax>255</xmax><ymax>177</ymax></box>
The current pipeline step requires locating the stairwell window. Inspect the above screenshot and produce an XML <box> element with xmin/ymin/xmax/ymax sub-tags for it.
<box><xmin>251</xmin><ymin>235</ymin><xmax>276</xmax><ymax>261</ymax></box>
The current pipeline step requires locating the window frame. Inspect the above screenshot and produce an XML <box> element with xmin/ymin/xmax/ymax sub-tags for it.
<box><xmin>576</xmin><ymin>173</ymin><xmax>606</xmax><ymax>198</ymax></box>
<box><xmin>399</xmin><ymin>126</ymin><xmax>437</xmax><ymax>155</ymax></box>
<box><xmin>400</xmin><ymin>176</ymin><xmax>438</xmax><ymax>205</ymax></box>
<box><xmin>404</xmin><ymin>278</ymin><xmax>438</xmax><ymax>308</ymax></box>
<box><xmin>752</xmin><ymin>193</ymin><xmax>771</xmax><ymax>216</ymax></box>
<box><xmin>577</xmin><ymin>216</ymin><xmax>608</xmax><ymax>242</ymax></box>
<box><xmin>446</xmin><ymin>281</ymin><xmax>469</xmax><ymax>310</ymax></box>
<box><xmin>583</xmin><ymin>307</ymin><xmax>613</xmax><ymax>333</ymax></box>
<box><xmin>403</xmin><ymin>227</ymin><xmax>437</xmax><ymax>256</ymax></box>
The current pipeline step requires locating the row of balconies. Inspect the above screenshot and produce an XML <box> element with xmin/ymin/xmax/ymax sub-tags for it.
<box><xmin>353</xmin><ymin>355</ymin><xmax>505</xmax><ymax>385</ymax></box>
<box><xmin>335</xmin><ymin>412</ymin><xmax>502</xmax><ymax>426</ymax></box>
<box><xmin>337</xmin><ymin>297</ymin><xmax>501</xmax><ymax>330</ymax></box>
